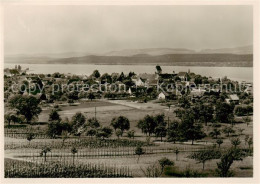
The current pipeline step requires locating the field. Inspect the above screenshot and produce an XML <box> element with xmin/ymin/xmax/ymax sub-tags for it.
<box><xmin>4</xmin><ymin>99</ymin><xmax>253</xmax><ymax>177</ymax></box>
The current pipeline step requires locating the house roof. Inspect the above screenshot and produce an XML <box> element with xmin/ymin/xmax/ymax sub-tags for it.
<box><xmin>160</xmin><ymin>91</ymin><xmax>169</xmax><ymax>96</ymax></box>
<box><xmin>159</xmin><ymin>73</ymin><xmax>177</xmax><ymax>79</ymax></box>
<box><xmin>229</xmin><ymin>94</ymin><xmax>239</xmax><ymax>101</ymax></box>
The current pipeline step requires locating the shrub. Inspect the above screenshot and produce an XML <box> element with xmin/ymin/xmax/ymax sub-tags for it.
<box><xmin>234</xmin><ymin>105</ymin><xmax>253</xmax><ymax>116</ymax></box>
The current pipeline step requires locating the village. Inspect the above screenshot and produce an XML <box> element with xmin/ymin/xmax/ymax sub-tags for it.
<box><xmin>4</xmin><ymin>65</ymin><xmax>253</xmax><ymax>104</ymax></box>
<box><xmin>4</xmin><ymin>64</ymin><xmax>254</xmax><ymax>177</ymax></box>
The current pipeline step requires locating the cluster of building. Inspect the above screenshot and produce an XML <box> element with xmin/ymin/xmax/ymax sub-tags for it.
<box><xmin>4</xmin><ymin>65</ymin><xmax>253</xmax><ymax>105</ymax></box>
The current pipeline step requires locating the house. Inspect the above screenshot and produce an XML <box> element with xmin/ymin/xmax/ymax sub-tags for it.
<box><xmin>135</xmin><ymin>77</ymin><xmax>147</xmax><ymax>87</ymax></box>
<box><xmin>186</xmin><ymin>81</ymin><xmax>196</xmax><ymax>89</ymax></box>
<box><xmin>158</xmin><ymin>91</ymin><xmax>170</xmax><ymax>100</ymax></box>
<box><xmin>133</xmin><ymin>73</ymin><xmax>158</xmax><ymax>87</ymax></box>
<box><xmin>244</xmin><ymin>86</ymin><xmax>253</xmax><ymax>95</ymax></box>
<box><xmin>138</xmin><ymin>74</ymin><xmax>158</xmax><ymax>86</ymax></box>
<box><xmin>4</xmin><ymin>68</ymin><xmax>12</xmax><ymax>77</ymax></box>
<box><xmin>178</xmin><ymin>72</ymin><xmax>189</xmax><ymax>81</ymax></box>
<box><xmin>225</xmin><ymin>94</ymin><xmax>240</xmax><ymax>104</ymax></box>
<box><xmin>128</xmin><ymin>88</ymin><xmax>132</xmax><ymax>95</ymax></box>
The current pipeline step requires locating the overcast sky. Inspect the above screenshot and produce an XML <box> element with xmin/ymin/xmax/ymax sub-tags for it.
<box><xmin>4</xmin><ymin>5</ymin><xmax>253</xmax><ymax>55</ymax></box>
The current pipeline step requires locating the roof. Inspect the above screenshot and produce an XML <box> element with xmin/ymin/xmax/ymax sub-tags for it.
<box><xmin>229</xmin><ymin>94</ymin><xmax>239</xmax><ymax>101</ymax></box>
<box><xmin>178</xmin><ymin>72</ymin><xmax>187</xmax><ymax>77</ymax></box>
<box><xmin>159</xmin><ymin>73</ymin><xmax>177</xmax><ymax>79</ymax></box>
<box><xmin>137</xmin><ymin>74</ymin><xmax>158</xmax><ymax>85</ymax></box>
<box><xmin>159</xmin><ymin>91</ymin><xmax>169</xmax><ymax>96</ymax></box>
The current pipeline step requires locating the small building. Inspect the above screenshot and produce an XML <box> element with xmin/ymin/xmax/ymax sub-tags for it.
<box><xmin>244</xmin><ymin>86</ymin><xmax>253</xmax><ymax>95</ymax></box>
<box><xmin>158</xmin><ymin>91</ymin><xmax>170</xmax><ymax>100</ymax></box>
<box><xmin>178</xmin><ymin>72</ymin><xmax>189</xmax><ymax>81</ymax></box>
<box><xmin>186</xmin><ymin>81</ymin><xmax>196</xmax><ymax>89</ymax></box>
<box><xmin>135</xmin><ymin>77</ymin><xmax>147</xmax><ymax>87</ymax></box>
<box><xmin>136</xmin><ymin>73</ymin><xmax>158</xmax><ymax>87</ymax></box>
<box><xmin>225</xmin><ymin>94</ymin><xmax>240</xmax><ymax>104</ymax></box>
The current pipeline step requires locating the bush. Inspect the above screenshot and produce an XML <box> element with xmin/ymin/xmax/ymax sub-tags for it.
<box><xmin>234</xmin><ymin>105</ymin><xmax>253</xmax><ymax>116</ymax></box>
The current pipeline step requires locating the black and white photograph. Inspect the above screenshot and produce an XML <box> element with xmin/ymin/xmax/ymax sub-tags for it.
<box><xmin>1</xmin><ymin>1</ymin><xmax>259</xmax><ymax>183</ymax></box>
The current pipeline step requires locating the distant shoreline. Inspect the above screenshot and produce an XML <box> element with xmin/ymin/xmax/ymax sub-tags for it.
<box><xmin>4</xmin><ymin>62</ymin><xmax>253</xmax><ymax>67</ymax></box>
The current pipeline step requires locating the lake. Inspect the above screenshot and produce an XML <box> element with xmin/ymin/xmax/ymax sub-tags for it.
<box><xmin>4</xmin><ymin>64</ymin><xmax>253</xmax><ymax>82</ymax></box>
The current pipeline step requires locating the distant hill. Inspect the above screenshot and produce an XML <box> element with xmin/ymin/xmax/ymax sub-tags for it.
<box><xmin>4</xmin><ymin>46</ymin><xmax>253</xmax><ymax>67</ymax></box>
<box><xmin>200</xmin><ymin>45</ymin><xmax>253</xmax><ymax>55</ymax></box>
<box><xmin>44</xmin><ymin>54</ymin><xmax>253</xmax><ymax>67</ymax></box>
<box><xmin>105</xmin><ymin>48</ymin><xmax>196</xmax><ymax>56</ymax></box>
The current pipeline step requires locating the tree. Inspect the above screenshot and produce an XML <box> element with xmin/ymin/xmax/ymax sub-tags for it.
<box><xmin>209</xmin><ymin>128</ymin><xmax>221</xmax><ymax>139</ymax></box>
<box><xmin>110</xmin><ymin>116</ymin><xmax>130</xmax><ymax>134</ymax></box>
<box><xmin>202</xmin><ymin>104</ymin><xmax>214</xmax><ymax>126</ymax></box>
<box><xmin>100</xmin><ymin>73</ymin><xmax>112</xmax><ymax>83</ymax></box>
<box><xmin>49</xmin><ymin>109</ymin><xmax>61</xmax><ymax>122</ymax></box>
<box><xmin>87</xmin><ymin>118</ymin><xmax>100</xmax><ymax>128</ymax></box>
<box><xmin>215</xmin><ymin>148</ymin><xmax>246</xmax><ymax>177</ymax></box>
<box><xmin>174</xmin><ymin>108</ymin><xmax>185</xmax><ymax>118</ymax></box>
<box><xmin>8</xmin><ymin>95</ymin><xmax>42</xmax><ymax>124</ymax></box>
<box><xmin>40</xmin><ymin>146</ymin><xmax>51</xmax><ymax>162</ymax></box>
<box><xmin>179</xmin><ymin>110</ymin><xmax>206</xmax><ymax>145</ymax></box>
<box><xmin>61</xmin><ymin>130</ymin><xmax>69</xmax><ymax>147</ymax></box>
<box><xmin>115</xmin><ymin>129</ymin><xmax>123</xmax><ymax>139</ymax></box>
<box><xmin>227</xmin><ymin>114</ymin><xmax>235</xmax><ymax>126</ymax></box>
<box><xmin>167</xmin><ymin>120</ymin><xmax>181</xmax><ymax>143</ymax></box>
<box><xmin>216</xmin><ymin>139</ymin><xmax>223</xmax><ymax>148</ymax></box>
<box><xmin>87</xmin><ymin>92</ymin><xmax>95</xmax><ymax>101</ymax></box>
<box><xmin>86</xmin><ymin>129</ymin><xmax>97</xmax><ymax>137</ymax></box>
<box><xmin>231</xmin><ymin>138</ymin><xmax>241</xmax><ymax>149</ymax></box>
<box><xmin>4</xmin><ymin>112</ymin><xmax>19</xmax><ymax>127</ymax></box>
<box><xmin>137</xmin><ymin>115</ymin><xmax>157</xmax><ymax>136</ymax></box>
<box><xmin>247</xmin><ymin>137</ymin><xmax>253</xmax><ymax>149</ymax></box>
<box><xmin>155</xmin><ymin>125</ymin><xmax>167</xmax><ymax>142</ymax></box>
<box><xmin>135</xmin><ymin>145</ymin><xmax>145</xmax><ymax>163</ymax></box>
<box><xmin>47</xmin><ymin>117</ymin><xmax>71</xmax><ymax>139</ymax></box>
<box><xmin>215</xmin><ymin>102</ymin><xmax>234</xmax><ymax>123</ymax></box>
<box><xmin>222</xmin><ymin>126</ymin><xmax>235</xmax><ymax>137</ymax></box>
<box><xmin>71</xmin><ymin>112</ymin><xmax>86</xmax><ymax>135</ymax></box>
<box><xmin>26</xmin><ymin>132</ymin><xmax>35</xmax><ymax>145</ymax></box>
<box><xmin>71</xmin><ymin>147</ymin><xmax>78</xmax><ymax>165</ymax></box>
<box><xmin>156</xmin><ymin>65</ymin><xmax>162</xmax><ymax>74</ymax></box>
<box><xmin>178</xmin><ymin>96</ymin><xmax>191</xmax><ymax>108</ymax></box>
<box><xmin>92</xmin><ymin>70</ymin><xmax>101</xmax><ymax>78</ymax></box>
<box><xmin>242</xmin><ymin>116</ymin><xmax>251</xmax><ymax>127</ymax></box>
<box><xmin>96</xmin><ymin>126</ymin><xmax>113</xmax><ymax>140</ymax></box>
<box><xmin>127</xmin><ymin>130</ymin><xmax>135</xmax><ymax>139</ymax></box>
<box><xmin>154</xmin><ymin>114</ymin><xmax>167</xmax><ymax>139</ymax></box>
<box><xmin>158</xmin><ymin>157</ymin><xmax>174</xmax><ymax>175</ymax></box>
<box><xmin>188</xmin><ymin>149</ymin><xmax>221</xmax><ymax>170</ymax></box>
<box><xmin>47</xmin><ymin>121</ymin><xmax>63</xmax><ymax>138</ymax></box>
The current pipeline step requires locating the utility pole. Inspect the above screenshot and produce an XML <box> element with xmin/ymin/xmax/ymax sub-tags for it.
<box><xmin>95</xmin><ymin>107</ymin><xmax>97</xmax><ymax>120</ymax></box>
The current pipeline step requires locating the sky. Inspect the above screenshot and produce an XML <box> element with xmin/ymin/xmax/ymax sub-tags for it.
<box><xmin>4</xmin><ymin>5</ymin><xmax>253</xmax><ymax>55</ymax></box>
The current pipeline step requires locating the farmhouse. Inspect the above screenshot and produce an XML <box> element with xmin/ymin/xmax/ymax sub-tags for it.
<box><xmin>225</xmin><ymin>94</ymin><xmax>240</xmax><ymax>104</ymax></box>
<box><xmin>158</xmin><ymin>91</ymin><xmax>170</xmax><ymax>100</ymax></box>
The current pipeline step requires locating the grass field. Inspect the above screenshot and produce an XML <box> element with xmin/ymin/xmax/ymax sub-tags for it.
<box><xmin>4</xmin><ymin>99</ymin><xmax>253</xmax><ymax>177</ymax></box>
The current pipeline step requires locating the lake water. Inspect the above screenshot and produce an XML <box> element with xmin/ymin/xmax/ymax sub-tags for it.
<box><xmin>4</xmin><ymin>64</ymin><xmax>253</xmax><ymax>82</ymax></box>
